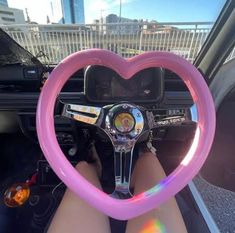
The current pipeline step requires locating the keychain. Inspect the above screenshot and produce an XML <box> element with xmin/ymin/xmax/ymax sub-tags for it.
<box><xmin>146</xmin><ymin>130</ymin><xmax>157</xmax><ymax>155</ymax></box>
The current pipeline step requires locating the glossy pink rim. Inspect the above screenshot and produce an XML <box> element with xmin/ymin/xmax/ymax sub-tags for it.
<box><xmin>36</xmin><ymin>49</ymin><xmax>216</xmax><ymax>220</ymax></box>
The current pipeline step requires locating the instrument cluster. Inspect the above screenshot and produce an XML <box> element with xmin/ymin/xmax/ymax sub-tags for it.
<box><xmin>84</xmin><ymin>65</ymin><xmax>164</xmax><ymax>103</ymax></box>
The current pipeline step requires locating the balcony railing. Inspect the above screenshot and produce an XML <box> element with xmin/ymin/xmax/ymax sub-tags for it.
<box><xmin>1</xmin><ymin>22</ymin><xmax>232</xmax><ymax>65</ymax></box>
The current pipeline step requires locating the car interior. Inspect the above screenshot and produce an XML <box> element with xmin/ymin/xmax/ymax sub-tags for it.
<box><xmin>0</xmin><ymin>1</ymin><xmax>235</xmax><ymax>233</ymax></box>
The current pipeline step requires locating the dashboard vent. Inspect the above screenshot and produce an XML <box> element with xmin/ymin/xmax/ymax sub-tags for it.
<box><xmin>164</xmin><ymin>69</ymin><xmax>188</xmax><ymax>92</ymax></box>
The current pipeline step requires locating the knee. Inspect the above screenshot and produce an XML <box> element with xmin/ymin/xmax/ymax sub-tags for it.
<box><xmin>138</xmin><ymin>152</ymin><xmax>158</xmax><ymax>164</ymax></box>
<box><xmin>135</xmin><ymin>152</ymin><xmax>166</xmax><ymax>177</ymax></box>
<box><xmin>75</xmin><ymin>161</ymin><xmax>99</xmax><ymax>177</ymax></box>
<box><xmin>74</xmin><ymin>161</ymin><xmax>101</xmax><ymax>188</ymax></box>
<box><xmin>75</xmin><ymin>161</ymin><xmax>91</xmax><ymax>173</ymax></box>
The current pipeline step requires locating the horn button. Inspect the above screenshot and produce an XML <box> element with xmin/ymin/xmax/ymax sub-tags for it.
<box><xmin>105</xmin><ymin>104</ymin><xmax>144</xmax><ymax>149</ymax></box>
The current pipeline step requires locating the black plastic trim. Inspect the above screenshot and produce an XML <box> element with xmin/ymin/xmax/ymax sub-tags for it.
<box><xmin>194</xmin><ymin>0</ymin><xmax>235</xmax><ymax>83</ymax></box>
<box><xmin>0</xmin><ymin>91</ymin><xmax>192</xmax><ymax>111</ymax></box>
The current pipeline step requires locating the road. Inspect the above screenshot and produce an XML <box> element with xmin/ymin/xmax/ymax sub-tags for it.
<box><xmin>194</xmin><ymin>176</ymin><xmax>235</xmax><ymax>233</ymax></box>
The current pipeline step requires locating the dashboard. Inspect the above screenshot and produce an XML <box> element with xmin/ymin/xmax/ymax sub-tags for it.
<box><xmin>0</xmin><ymin>63</ymin><xmax>190</xmax><ymax>105</ymax></box>
<box><xmin>85</xmin><ymin>66</ymin><xmax>164</xmax><ymax>103</ymax></box>
<box><xmin>0</xmin><ymin>63</ymin><xmax>194</xmax><ymax>143</ymax></box>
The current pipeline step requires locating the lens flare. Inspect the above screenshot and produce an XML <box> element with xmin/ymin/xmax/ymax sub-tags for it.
<box><xmin>140</xmin><ymin>219</ymin><xmax>166</xmax><ymax>233</ymax></box>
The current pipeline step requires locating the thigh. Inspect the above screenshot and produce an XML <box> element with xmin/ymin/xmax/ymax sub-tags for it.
<box><xmin>126</xmin><ymin>152</ymin><xmax>187</xmax><ymax>233</ymax></box>
<box><xmin>47</xmin><ymin>162</ymin><xmax>111</xmax><ymax>233</ymax></box>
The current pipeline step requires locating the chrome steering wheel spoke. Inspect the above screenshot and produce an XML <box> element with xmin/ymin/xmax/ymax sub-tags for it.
<box><xmin>60</xmin><ymin>101</ymin><xmax>104</xmax><ymax>126</ymax></box>
<box><xmin>103</xmin><ymin>103</ymin><xmax>145</xmax><ymax>199</ymax></box>
<box><xmin>146</xmin><ymin>104</ymin><xmax>198</xmax><ymax>129</ymax></box>
<box><xmin>111</xmin><ymin>147</ymin><xmax>134</xmax><ymax>199</ymax></box>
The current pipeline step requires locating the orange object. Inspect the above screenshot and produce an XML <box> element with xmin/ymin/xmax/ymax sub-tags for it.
<box><xmin>4</xmin><ymin>183</ymin><xmax>30</xmax><ymax>207</ymax></box>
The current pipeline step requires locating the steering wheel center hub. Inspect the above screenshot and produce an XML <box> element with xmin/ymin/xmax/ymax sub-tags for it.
<box><xmin>105</xmin><ymin>103</ymin><xmax>144</xmax><ymax>140</ymax></box>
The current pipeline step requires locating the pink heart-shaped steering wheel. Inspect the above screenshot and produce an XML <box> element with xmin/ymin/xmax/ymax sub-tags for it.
<box><xmin>36</xmin><ymin>49</ymin><xmax>215</xmax><ymax>220</ymax></box>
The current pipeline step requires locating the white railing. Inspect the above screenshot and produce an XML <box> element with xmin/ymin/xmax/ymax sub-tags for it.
<box><xmin>0</xmin><ymin>22</ymin><xmax>216</xmax><ymax>64</ymax></box>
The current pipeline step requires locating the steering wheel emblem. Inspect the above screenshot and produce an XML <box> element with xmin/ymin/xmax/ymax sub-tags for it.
<box><xmin>114</xmin><ymin>113</ymin><xmax>135</xmax><ymax>133</ymax></box>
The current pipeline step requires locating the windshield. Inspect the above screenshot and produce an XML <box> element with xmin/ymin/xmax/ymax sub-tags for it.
<box><xmin>0</xmin><ymin>0</ymin><xmax>227</xmax><ymax>65</ymax></box>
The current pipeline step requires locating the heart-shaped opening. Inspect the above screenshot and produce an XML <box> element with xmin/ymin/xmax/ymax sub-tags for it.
<box><xmin>53</xmin><ymin>63</ymin><xmax>196</xmax><ymax>198</ymax></box>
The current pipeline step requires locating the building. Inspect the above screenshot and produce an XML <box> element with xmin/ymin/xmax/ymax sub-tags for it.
<box><xmin>92</xmin><ymin>19</ymin><xmax>101</xmax><ymax>31</ymax></box>
<box><xmin>61</xmin><ymin>0</ymin><xmax>84</xmax><ymax>24</ymax></box>
<box><xmin>105</xmin><ymin>14</ymin><xmax>139</xmax><ymax>35</ymax></box>
<box><xmin>0</xmin><ymin>0</ymin><xmax>8</xmax><ymax>6</ymax></box>
<box><xmin>0</xmin><ymin>5</ymin><xmax>25</xmax><ymax>24</ymax></box>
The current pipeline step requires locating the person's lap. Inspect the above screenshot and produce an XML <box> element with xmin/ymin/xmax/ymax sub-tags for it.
<box><xmin>48</xmin><ymin>152</ymin><xmax>187</xmax><ymax>233</ymax></box>
<box><xmin>47</xmin><ymin>161</ymin><xmax>111</xmax><ymax>233</ymax></box>
<box><xmin>126</xmin><ymin>152</ymin><xmax>187</xmax><ymax>233</ymax></box>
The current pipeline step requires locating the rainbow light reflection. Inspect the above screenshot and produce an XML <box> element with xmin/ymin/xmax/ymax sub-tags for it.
<box><xmin>131</xmin><ymin>180</ymin><xmax>167</xmax><ymax>202</ymax></box>
<box><xmin>132</xmin><ymin>128</ymin><xmax>200</xmax><ymax>203</ymax></box>
<box><xmin>140</xmin><ymin>219</ymin><xmax>166</xmax><ymax>233</ymax></box>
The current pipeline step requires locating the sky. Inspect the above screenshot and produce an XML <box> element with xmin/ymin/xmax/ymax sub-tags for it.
<box><xmin>7</xmin><ymin>0</ymin><xmax>226</xmax><ymax>24</ymax></box>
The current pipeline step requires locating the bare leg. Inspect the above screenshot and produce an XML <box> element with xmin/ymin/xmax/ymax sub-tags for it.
<box><xmin>48</xmin><ymin>161</ymin><xmax>111</xmax><ymax>233</ymax></box>
<box><xmin>126</xmin><ymin>152</ymin><xmax>187</xmax><ymax>233</ymax></box>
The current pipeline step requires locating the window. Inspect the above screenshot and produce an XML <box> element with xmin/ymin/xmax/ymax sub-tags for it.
<box><xmin>0</xmin><ymin>10</ymin><xmax>14</xmax><ymax>15</ymax></box>
<box><xmin>1</xmin><ymin>17</ymin><xmax>15</xmax><ymax>22</ymax></box>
